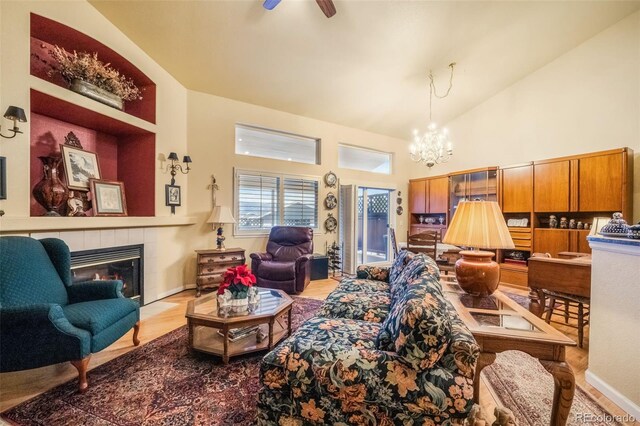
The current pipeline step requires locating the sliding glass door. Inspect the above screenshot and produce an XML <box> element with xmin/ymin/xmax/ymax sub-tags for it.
<box><xmin>357</xmin><ymin>187</ymin><xmax>391</xmax><ymax>265</ymax></box>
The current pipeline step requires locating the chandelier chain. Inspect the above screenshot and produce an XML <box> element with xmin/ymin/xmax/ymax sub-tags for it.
<box><xmin>428</xmin><ymin>62</ymin><xmax>456</xmax><ymax>121</ymax></box>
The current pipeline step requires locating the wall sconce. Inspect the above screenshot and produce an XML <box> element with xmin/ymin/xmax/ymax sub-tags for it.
<box><xmin>166</xmin><ymin>152</ymin><xmax>192</xmax><ymax>185</ymax></box>
<box><xmin>0</xmin><ymin>106</ymin><xmax>28</xmax><ymax>139</ymax></box>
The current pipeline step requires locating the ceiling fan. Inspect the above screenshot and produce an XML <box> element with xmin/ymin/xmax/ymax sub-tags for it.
<box><xmin>263</xmin><ymin>0</ymin><xmax>337</xmax><ymax>18</ymax></box>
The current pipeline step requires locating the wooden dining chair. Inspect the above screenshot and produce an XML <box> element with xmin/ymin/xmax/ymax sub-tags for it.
<box><xmin>406</xmin><ymin>230</ymin><xmax>439</xmax><ymax>260</ymax></box>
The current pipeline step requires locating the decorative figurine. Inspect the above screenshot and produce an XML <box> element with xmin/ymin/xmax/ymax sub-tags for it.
<box><xmin>492</xmin><ymin>407</ymin><xmax>518</xmax><ymax>426</ymax></box>
<box><xmin>560</xmin><ymin>217</ymin><xmax>568</xmax><ymax>229</ymax></box>
<box><xmin>216</xmin><ymin>226</ymin><xmax>226</xmax><ymax>249</ymax></box>
<box><xmin>569</xmin><ymin>218</ymin><xmax>576</xmax><ymax>229</ymax></box>
<box><xmin>584</xmin><ymin>223</ymin><xmax>590</xmax><ymax>230</ymax></box>
<box><xmin>549</xmin><ymin>215</ymin><xmax>557</xmax><ymax>228</ymax></box>
<box><xmin>577</xmin><ymin>221</ymin><xmax>583</xmax><ymax>229</ymax></box>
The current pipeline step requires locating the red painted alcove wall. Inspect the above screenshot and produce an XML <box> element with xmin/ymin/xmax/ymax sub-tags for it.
<box><xmin>30</xmin><ymin>13</ymin><xmax>156</xmax><ymax>124</ymax></box>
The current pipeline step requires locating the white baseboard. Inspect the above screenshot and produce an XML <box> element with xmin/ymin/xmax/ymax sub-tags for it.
<box><xmin>585</xmin><ymin>369</ymin><xmax>640</xmax><ymax>419</ymax></box>
<box><xmin>155</xmin><ymin>284</ymin><xmax>196</xmax><ymax>300</ymax></box>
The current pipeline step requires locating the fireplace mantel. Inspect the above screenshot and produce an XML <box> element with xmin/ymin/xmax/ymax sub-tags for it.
<box><xmin>0</xmin><ymin>216</ymin><xmax>197</xmax><ymax>233</ymax></box>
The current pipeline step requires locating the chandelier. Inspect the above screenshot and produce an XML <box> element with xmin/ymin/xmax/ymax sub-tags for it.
<box><xmin>410</xmin><ymin>63</ymin><xmax>456</xmax><ymax>168</ymax></box>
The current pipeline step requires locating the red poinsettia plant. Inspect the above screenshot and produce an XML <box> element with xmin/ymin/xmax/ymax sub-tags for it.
<box><xmin>217</xmin><ymin>264</ymin><xmax>256</xmax><ymax>298</ymax></box>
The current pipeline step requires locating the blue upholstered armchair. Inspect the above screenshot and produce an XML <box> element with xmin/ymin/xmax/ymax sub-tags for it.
<box><xmin>0</xmin><ymin>236</ymin><xmax>140</xmax><ymax>391</ymax></box>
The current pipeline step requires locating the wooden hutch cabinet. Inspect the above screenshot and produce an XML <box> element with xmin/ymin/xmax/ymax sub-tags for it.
<box><xmin>498</xmin><ymin>163</ymin><xmax>534</xmax><ymax>287</ymax></box>
<box><xmin>408</xmin><ymin>175</ymin><xmax>449</xmax><ymax>237</ymax></box>
<box><xmin>532</xmin><ymin>148</ymin><xmax>633</xmax><ymax>259</ymax></box>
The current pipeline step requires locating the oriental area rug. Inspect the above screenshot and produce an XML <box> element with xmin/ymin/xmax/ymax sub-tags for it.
<box><xmin>2</xmin><ymin>295</ymin><xmax>621</xmax><ymax>426</ymax></box>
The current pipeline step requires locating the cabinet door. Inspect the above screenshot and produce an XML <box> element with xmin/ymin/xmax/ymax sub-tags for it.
<box><xmin>534</xmin><ymin>161</ymin><xmax>570</xmax><ymax>212</ymax></box>
<box><xmin>572</xmin><ymin>230</ymin><xmax>592</xmax><ymax>254</ymax></box>
<box><xmin>409</xmin><ymin>180</ymin><xmax>427</xmax><ymax>213</ymax></box>
<box><xmin>578</xmin><ymin>153</ymin><xmax>623</xmax><ymax>212</ymax></box>
<box><xmin>533</xmin><ymin>229</ymin><xmax>570</xmax><ymax>258</ymax></box>
<box><xmin>501</xmin><ymin>165</ymin><xmax>532</xmax><ymax>213</ymax></box>
<box><xmin>428</xmin><ymin>177</ymin><xmax>449</xmax><ymax>213</ymax></box>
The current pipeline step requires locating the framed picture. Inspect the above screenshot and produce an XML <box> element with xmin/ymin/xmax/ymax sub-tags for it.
<box><xmin>165</xmin><ymin>184</ymin><xmax>181</xmax><ymax>206</ymax></box>
<box><xmin>0</xmin><ymin>157</ymin><xmax>6</xmax><ymax>200</ymax></box>
<box><xmin>89</xmin><ymin>179</ymin><xmax>127</xmax><ymax>216</ymax></box>
<box><xmin>61</xmin><ymin>144</ymin><xmax>101</xmax><ymax>191</ymax></box>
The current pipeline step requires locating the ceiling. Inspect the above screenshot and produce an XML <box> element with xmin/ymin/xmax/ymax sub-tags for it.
<box><xmin>89</xmin><ymin>0</ymin><xmax>640</xmax><ymax>140</ymax></box>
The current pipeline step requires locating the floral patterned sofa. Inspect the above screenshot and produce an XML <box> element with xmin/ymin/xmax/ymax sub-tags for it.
<box><xmin>257</xmin><ymin>250</ymin><xmax>479</xmax><ymax>425</ymax></box>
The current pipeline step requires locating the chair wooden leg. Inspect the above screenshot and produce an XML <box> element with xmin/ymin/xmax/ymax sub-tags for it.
<box><xmin>70</xmin><ymin>355</ymin><xmax>91</xmax><ymax>393</ymax></box>
<box><xmin>577</xmin><ymin>303</ymin><xmax>584</xmax><ymax>348</ymax></box>
<box><xmin>564</xmin><ymin>301</ymin><xmax>570</xmax><ymax>323</ymax></box>
<box><xmin>133</xmin><ymin>321</ymin><xmax>141</xmax><ymax>346</ymax></box>
<box><xmin>545</xmin><ymin>297</ymin><xmax>555</xmax><ymax>323</ymax></box>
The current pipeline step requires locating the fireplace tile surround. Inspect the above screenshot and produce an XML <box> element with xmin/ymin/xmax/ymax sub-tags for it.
<box><xmin>27</xmin><ymin>227</ymin><xmax>162</xmax><ymax>303</ymax></box>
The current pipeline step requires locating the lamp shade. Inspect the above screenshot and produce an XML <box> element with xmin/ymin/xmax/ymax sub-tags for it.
<box><xmin>207</xmin><ymin>206</ymin><xmax>236</xmax><ymax>225</ymax></box>
<box><xmin>4</xmin><ymin>106</ymin><xmax>27</xmax><ymax>122</ymax></box>
<box><xmin>167</xmin><ymin>152</ymin><xmax>179</xmax><ymax>161</ymax></box>
<box><xmin>443</xmin><ymin>200</ymin><xmax>514</xmax><ymax>249</ymax></box>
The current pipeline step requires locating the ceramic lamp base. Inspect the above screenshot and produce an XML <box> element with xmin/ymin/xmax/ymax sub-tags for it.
<box><xmin>454</xmin><ymin>250</ymin><xmax>500</xmax><ymax>296</ymax></box>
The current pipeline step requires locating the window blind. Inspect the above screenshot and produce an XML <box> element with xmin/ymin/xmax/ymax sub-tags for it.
<box><xmin>283</xmin><ymin>178</ymin><xmax>318</xmax><ymax>227</ymax></box>
<box><xmin>237</xmin><ymin>173</ymin><xmax>280</xmax><ymax>231</ymax></box>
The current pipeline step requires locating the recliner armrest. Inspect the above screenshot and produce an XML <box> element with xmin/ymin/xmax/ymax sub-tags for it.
<box><xmin>295</xmin><ymin>254</ymin><xmax>313</xmax><ymax>267</ymax></box>
<box><xmin>250</xmin><ymin>252</ymin><xmax>273</xmax><ymax>262</ymax></box>
<box><xmin>67</xmin><ymin>280</ymin><xmax>124</xmax><ymax>303</ymax></box>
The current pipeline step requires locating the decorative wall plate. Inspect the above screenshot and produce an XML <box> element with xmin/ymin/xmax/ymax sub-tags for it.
<box><xmin>324</xmin><ymin>213</ymin><xmax>338</xmax><ymax>233</ymax></box>
<box><xmin>396</xmin><ymin>206</ymin><xmax>403</xmax><ymax>215</ymax></box>
<box><xmin>325</xmin><ymin>192</ymin><xmax>337</xmax><ymax>209</ymax></box>
<box><xmin>396</xmin><ymin>191</ymin><xmax>402</xmax><ymax>205</ymax></box>
<box><xmin>324</xmin><ymin>171</ymin><xmax>337</xmax><ymax>188</ymax></box>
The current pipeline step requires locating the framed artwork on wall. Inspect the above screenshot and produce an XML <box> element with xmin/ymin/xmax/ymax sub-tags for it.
<box><xmin>0</xmin><ymin>157</ymin><xmax>6</xmax><ymax>200</ymax></box>
<box><xmin>89</xmin><ymin>179</ymin><xmax>127</xmax><ymax>216</ymax></box>
<box><xmin>61</xmin><ymin>144</ymin><xmax>101</xmax><ymax>191</ymax></box>
<box><xmin>165</xmin><ymin>184</ymin><xmax>181</xmax><ymax>206</ymax></box>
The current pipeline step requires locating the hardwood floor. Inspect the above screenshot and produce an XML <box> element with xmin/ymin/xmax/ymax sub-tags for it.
<box><xmin>0</xmin><ymin>279</ymin><xmax>635</xmax><ymax>425</ymax></box>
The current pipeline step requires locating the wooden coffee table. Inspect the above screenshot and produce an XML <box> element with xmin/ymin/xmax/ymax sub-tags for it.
<box><xmin>185</xmin><ymin>288</ymin><xmax>293</xmax><ymax>364</ymax></box>
<box><xmin>441</xmin><ymin>277</ymin><xmax>576</xmax><ymax>426</ymax></box>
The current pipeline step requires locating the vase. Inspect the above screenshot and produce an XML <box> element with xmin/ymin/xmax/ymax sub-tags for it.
<box><xmin>32</xmin><ymin>156</ymin><xmax>68</xmax><ymax>216</ymax></box>
<box><xmin>70</xmin><ymin>79</ymin><xmax>124</xmax><ymax>110</ymax></box>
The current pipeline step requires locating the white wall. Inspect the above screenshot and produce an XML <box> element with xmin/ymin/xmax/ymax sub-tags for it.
<box><xmin>183</xmin><ymin>90</ymin><xmax>411</xmax><ymax>283</ymax></box>
<box><xmin>410</xmin><ymin>11</ymin><xmax>640</xmax><ymax>220</ymax></box>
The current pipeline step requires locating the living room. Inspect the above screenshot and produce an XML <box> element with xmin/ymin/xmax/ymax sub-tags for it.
<box><xmin>0</xmin><ymin>1</ymin><xmax>639</xmax><ymax>425</ymax></box>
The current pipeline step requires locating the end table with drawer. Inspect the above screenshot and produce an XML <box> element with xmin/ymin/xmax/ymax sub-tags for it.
<box><xmin>195</xmin><ymin>248</ymin><xmax>246</xmax><ymax>297</ymax></box>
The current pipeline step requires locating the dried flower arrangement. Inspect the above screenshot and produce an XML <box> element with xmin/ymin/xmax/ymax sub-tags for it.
<box><xmin>48</xmin><ymin>45</ymin><xmax>143</xmax><ymax>101</ymax></box>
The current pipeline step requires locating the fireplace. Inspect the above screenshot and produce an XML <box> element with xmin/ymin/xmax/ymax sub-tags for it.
<box><xmin>70</xmin><ymin>244</ymin><xmax>144</xmax><ymax>305</ymax></box>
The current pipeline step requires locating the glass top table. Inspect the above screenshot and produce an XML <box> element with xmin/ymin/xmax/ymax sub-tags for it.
<box><xmin>185</xmin><ymin>288</ymin><xmax>293</xmax><ymax>364</ymax></box>
<box><xmin>440</xmin><ymin>276</ymin><xmax>576</xmax><ymax>426</ymax></box>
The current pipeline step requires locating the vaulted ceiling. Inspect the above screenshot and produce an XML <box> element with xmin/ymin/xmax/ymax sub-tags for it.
<box><xmin>89</xmin><ymin>0</ymin><xmax>640</xmax><ymax>139</ymax></box>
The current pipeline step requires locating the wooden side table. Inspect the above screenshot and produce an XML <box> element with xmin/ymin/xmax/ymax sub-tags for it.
<box><xmin>195</xmin><ymin>248</ymin><xmax>245</xmax><ymax>297</ymax></box>
<box><xmin>441</xmin><ymin>278</ymin><xmax>576</xmax><ymax>426</ymax></box>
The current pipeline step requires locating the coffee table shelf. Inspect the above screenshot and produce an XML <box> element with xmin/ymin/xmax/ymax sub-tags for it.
<box><xmin>186</xmin><ymin>288</ymin><xmax>293</xmax><ymax>363</ymax></box>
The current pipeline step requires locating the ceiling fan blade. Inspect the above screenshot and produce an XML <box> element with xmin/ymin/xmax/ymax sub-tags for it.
<box><xmin>315</xmin><ymin>0</ymin><xmax>336</xmax><ymax>18</ymax></box>
<box><xmin>263</xmin><ymin>0</ymin><xmax>282</xmax><ymax>11</ymax></box>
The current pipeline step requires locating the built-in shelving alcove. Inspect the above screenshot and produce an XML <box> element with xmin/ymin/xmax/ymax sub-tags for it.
<box><xmin>29</xmin><ymin>13</ymin><xmax>157</xmax><ymax>218</ymax></box>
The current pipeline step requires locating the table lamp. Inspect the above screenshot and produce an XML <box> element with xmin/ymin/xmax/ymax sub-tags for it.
<box><xmin>207</xmin><ymin>206</ymin><xmax>236</xmax><ymax>250</ymax></box>
<box><xmin>442</xmin><ymin>200</ymin><xmax>515</xmax><ymax>296</ymax></box>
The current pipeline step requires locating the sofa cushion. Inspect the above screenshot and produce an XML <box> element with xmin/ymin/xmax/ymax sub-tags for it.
<box><xmin>390</xmin><ymin>253</ymin><xmax>437</xmax><ymax>305</ymax></box>
<box><xmin>388</xmin><ymin>249</ymin><xmax>416</xmax><ymax>284</ymax></box>
<box><xmin>355</xmin><ymin>264</ymin><xmax>390</xmax><ymax>282</ymax></box>
<box><xmin>377</xmin><ymin>276</ymin><xmax>452</xmax><ymax>370</ymax></box>
<box><xmin>317</xmin><ymin>290</ymin><xmax>390</xmax><ymax>323</ymax></box>
<box><xmin>336</xmin><ymin>278</ymin><xmax>390</xmax><ymax>293</ymax></box>
<box><xmin>255</xmin><ymin>261</ymin><xmax>295</xmax><ymax>281</ymax></box>
<box><xmin>63</xmin><ymin>298</ymin><xmax>139</xmax><ymax>336</ymax></box>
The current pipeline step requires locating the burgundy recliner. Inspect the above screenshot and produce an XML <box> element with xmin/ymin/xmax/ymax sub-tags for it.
<box><xmin>250</xmin><ymin>226</ymin><xmax>313</xmax><ymax>294</ymax></box>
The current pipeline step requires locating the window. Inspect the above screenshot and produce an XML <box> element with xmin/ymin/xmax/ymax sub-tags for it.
<box><xmin>235</xmin><ymin>170</ymin><xmax>319</xmax><ymax>234</ymax></box>
<box><xmin>338</xmin><ymin>144</ymin><xmax>392</xmax><ymax>174</ymax></box>
<box><xmin>235</xmin><ymin>124</ymin><xmax>320</xmax><ymax>165</ymax></box>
